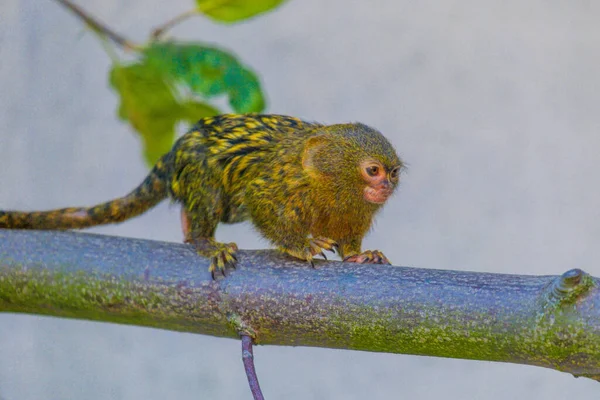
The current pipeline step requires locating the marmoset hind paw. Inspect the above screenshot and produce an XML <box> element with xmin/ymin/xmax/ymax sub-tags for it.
<box><xmin>186</xmin><ymin>237</ymin><xmax>239</xmax><ymax>279</ymax></box>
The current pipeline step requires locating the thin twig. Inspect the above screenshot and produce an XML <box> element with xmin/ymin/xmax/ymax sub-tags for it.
<box><xmin>151</xmin><ymin>9</ymin><xmax>198</xmax><ymax>40</ymax></box>
<box><xmin>241</xmin><ymin>335</ymin><xmax>265</xmax><ymax>400</ymax></box>
<box><xmin>53</xmin><ymin>0</ymin><xmax>139</xmax><ymax>51</ymax></box>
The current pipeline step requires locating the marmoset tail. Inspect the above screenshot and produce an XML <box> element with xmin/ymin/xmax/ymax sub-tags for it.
<box><xmin>0</xmin><ymin>114</ymin><xmax>404</xmax><ymax>278</ymax></box>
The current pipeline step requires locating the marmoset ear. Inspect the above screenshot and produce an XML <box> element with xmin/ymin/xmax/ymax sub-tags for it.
<box><xmin>302</xmin><ymin>135</ymin><xmax>328</xmax><ymax>172</ymax></box>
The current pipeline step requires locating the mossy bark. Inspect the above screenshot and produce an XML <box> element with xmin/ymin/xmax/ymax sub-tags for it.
<box><xmin>0</xmin><ymin>230</ymin><xmax>598</xmax><ymax>381</ymax></box>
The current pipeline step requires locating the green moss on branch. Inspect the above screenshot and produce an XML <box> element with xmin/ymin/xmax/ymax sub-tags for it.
<box><xmin>0</xmin><ymin>230</ymin><xmax>599</xmax><ymax>382</ymax></box>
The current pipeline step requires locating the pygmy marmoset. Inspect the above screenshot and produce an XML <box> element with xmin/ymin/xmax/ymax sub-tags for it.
<box><xmin>0</xmin><ymin>114</ymin><xmax>404</xmax><ymax>278</ymax></box>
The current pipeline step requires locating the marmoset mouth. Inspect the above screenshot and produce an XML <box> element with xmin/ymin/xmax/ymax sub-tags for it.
<box><xmin>363</xmin><ymin>186</ymin><xmax>393</xmax><ymax>204</ymax></box>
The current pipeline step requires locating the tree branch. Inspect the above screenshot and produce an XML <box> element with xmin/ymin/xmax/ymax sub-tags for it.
<box><xmin>151</xmin><ymin>9</ymin><xmax>199</xmax><ymax>40</ymax></box>
<box><xmin>0</xmin><ymin>230</ymin><xmax>598</xmax><ymax>382</ymax></box>
<box><xmin>54</xmin><ymin>0</ymin><xmax>139</xmax><ymax>50</ymax></box>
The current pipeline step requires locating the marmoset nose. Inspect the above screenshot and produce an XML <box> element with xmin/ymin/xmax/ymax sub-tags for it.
<box><xmin>379</xmin><ymin>180</ymin><xmax>390</xmax><ymax>190</ymax></box>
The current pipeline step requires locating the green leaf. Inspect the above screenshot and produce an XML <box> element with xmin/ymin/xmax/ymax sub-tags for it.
<box><xmin>108</xmin><ymin>41</ymin><xmax>265</xmax><ymax>167</ymax></box>
<box><xmin>109</xmin><ymin>63</ymin><xmax>220</xmax><ymax>166</ymax></box>
<box><xmin>227</xmin><ymin>68</ymin><xmax>265</xmax><ymax>114</ymax></box>
<box><xmin>142</xmin><ymin>42</ymin><xmax>266</xmax><ymax>113</ymax></box>
<box><xmin>195</xmin><ymin>0</ymin><xmax>286</xmax><ymax>23</ymax></box>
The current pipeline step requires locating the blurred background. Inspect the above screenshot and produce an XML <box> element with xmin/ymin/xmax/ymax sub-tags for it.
<box><xmin>1</xmin><ymin>0</ymin><xmax>600</xmax><ymax>398</ymax></box>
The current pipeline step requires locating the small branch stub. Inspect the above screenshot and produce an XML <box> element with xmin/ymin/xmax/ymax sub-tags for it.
<box><xmin>547</xmin><ymin>268</ymin><xmax>596</xmax><ymax>305</ymax></box>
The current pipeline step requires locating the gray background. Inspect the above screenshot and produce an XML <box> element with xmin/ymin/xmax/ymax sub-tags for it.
<box><xmin>1</xmin><ymin>0</ymin><xmax>599</xmax><ymax>398</ymax></box>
